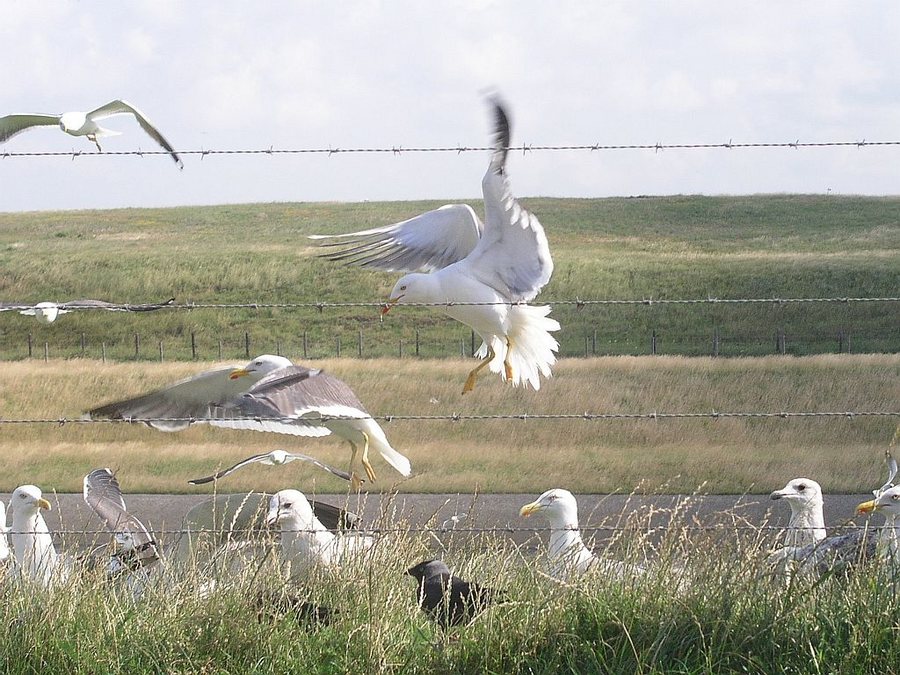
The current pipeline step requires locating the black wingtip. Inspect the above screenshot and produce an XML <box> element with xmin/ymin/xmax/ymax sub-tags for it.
<box><xmin>487</xmin><ymin>95</ymin><xmax>511</xmax><ymax>174</ymax></box>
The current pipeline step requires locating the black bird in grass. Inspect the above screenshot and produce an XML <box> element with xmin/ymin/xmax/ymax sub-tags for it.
<box><xmin>253</xmin><ymin>589</ymin><xmax>336</xmax><ymax>627</ymax></box>
<box><xmin>406</xmin><ymin>559</ymin><xmax>503</xmax><ymax>628</ymax></box>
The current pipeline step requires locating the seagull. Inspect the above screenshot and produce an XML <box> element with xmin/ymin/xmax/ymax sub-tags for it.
<box><xmin>83</xmin><ymin>468</ymin><xmax>160</xmax><ymax>576</ymax></box>
<box><xmin>0</xmin><ymin>502</ymin><xmax>10</xmax><ymax>564</ymax></box>
<box><xmin>406</xmin><ymin>559</ymin><xmax>503</xmax><ymax>628</ymax></box>
<box><xmin>870</xmin><ymin>484</ymin><xmax>900</xmax><ymax>564</ymax></box>
<box><xmin>0</xmin><ymin>297</ymin><xmax>175</xmax><ymax>324</ymax></box>
<box><xmin>265</xmin><ymin>489</ymin><xmax>374</xmax><ymax>571</ymax></box>
<box><xmin>8</xmin><ymin>485</ymin><xmax>64</xmax><ymax>587</ymax></box>
<box><xmin>310</xmin><ymin>97</ymin><xmax>558</xmax><ymax>393</ymax></box>
<box><xmin>520</xmin><ymin>488</ymin><xmax>644</xmax><ymax>581</ymax></box>
<box><xmin>188</xmin><ymin>449</ymin><xmax>354</xmax><ymax>485</ymax></box>
<box><xmin>85</xmin><ymin>354</ymin><xmax>411</xmax><ymax>489</ymax></box>
<box><xmin>769</xmin><ymin>478</ymin><xmax>827</xmax><ymax>549</ymax></box>
<box><xmin>0</xmin><ymin>100</ymin><xmax>183</xmax><ymax>167</ymax></box>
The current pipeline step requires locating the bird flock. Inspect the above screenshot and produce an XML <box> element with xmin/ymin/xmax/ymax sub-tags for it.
<box><xmin>2</xmin><ymin>95</ymin><xmax>896</xmax><ymax>631</ymax></box>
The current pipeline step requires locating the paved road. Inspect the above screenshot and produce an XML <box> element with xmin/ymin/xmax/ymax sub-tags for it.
<box><xmin>3</xmin><ymin>491</ymin><xmax>875</xmax><ymax>554</ymax></box>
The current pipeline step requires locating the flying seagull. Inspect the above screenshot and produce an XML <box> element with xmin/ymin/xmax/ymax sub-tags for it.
<box><xmin>310</xmin><ymin>97</ymin><xmax>558</xmax><ymax>393</ymax></box>
<box><xmin>85</xmin><ymin>354</ymin><xmax>411</xmax><ymax>489</ymax></box>
<box><xmin>0</xmin><ymin>100</ymin><xmax>183</xmax><ymax>167</ymax></box>
<box><xmin>83</xmin><ymin>468</ymin><xmax>160</xmax><ymax>574</ymax></box>
<box><xmin>0</xmin><ymin>297</ymin><xmax>175</xmax><ymax>324</ymax></box>
<box><xmin>520</xmin><ymin>488</ymin><xmax>644</xmax><ymax>581</ymax></box>
<box><xmin>266</xmin><ymin>489</ymin><xmax>374</xmax><ymax>571</ymax></box>
<box><xmin>188</xmin><ymin>449</ymin><xmax>353</xmax><ymax>485</ymax></box>
<box><xmin>8</xmin><ymin>485</ymin><xmax>65</xmax><ymax>587</ymax></box>
<box><xmin>406</xmin><ymin>559</ymin><xmax>504</xmax><ymax>628</ymax></box>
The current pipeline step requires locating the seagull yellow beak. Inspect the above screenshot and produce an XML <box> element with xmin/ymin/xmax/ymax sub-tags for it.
<box><xmin>519</xmin><ymin>500</ymin><xmax>542</xmax><ymax>517</ymax></box>
<box><xmin>36</xmin><ymin>498</ymin><xmax>51</xmax><ymax>511</ymax></box>
<box><xmin>381</xmin><ymin>295</ymin><xmax>403</xmax><ymax>316</ymax></box>
<box><xmin>229</xmin><ymin>368</ymin><xmax>252</xmax><ymax>380</ymax></box>
<box><xmin>856</xmin><ymin>498</ymin><xmax>877</xmax><ymax>514</ymax></box>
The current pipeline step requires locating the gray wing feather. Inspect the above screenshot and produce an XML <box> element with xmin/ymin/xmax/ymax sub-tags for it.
<box><xmin>83</xmin><ymin>468</ymin><xmax>156</xmax><ymax>550</ymax></box>
<box><xmin>0</xmin><ymin>113</ymin><xmax>60</xmax><ymax>143</ymax></box>
<box><xmin>61</xmin><ymin>297</ymin><xmax>175</xmax><ymax>312</ymax></box>
<box><xmin>87</xmin><ymin>99</ymin><xmax>182</xmax><ymax>168</ymax></box>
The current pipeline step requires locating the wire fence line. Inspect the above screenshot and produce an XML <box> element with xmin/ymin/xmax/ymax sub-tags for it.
<box><xmin>4</xmin><ymin>138</ymin><xmax>900</xmax><ymax>160</ymax></box>
<box><xmin>2</xmin><ymin>411</ymin><xmax>898</xmax><ymax>427</ymax></box>
<box><xmin>3</xmin><ymin>295</ymin><xmax>898</xmax><ymax>313</ymax></box>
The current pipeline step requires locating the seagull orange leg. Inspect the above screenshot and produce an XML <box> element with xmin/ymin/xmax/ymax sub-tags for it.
<box><xmin>360</xmin><ymin>432</ymin><xmax>378</xmax><ymax>483</ymax></box>
<box><xmin>348</xmin><ymin>442</ymin><xmax>364</xmax><ymax>491</ymax></box>
<box><xmin>503</xmin><ymin>337</ymin><xmax>514</xmax><ymax>382</ymax></box>
<box><xmin>462</xmin><ymin>345</ymin><xmax>495</xmax><ymax>394</ymax></box>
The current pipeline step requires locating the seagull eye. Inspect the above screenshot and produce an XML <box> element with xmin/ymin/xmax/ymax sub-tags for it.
<box><xmin>893</xmin><ymin>495</ymin><xmax>900</xmax><ymax>501</ymax></box>
<box><xmin>282</xmin><ymin>502</ymin><xmax>292</xmax><ymax>509</ymax></box>
<box><xmin>400</xmin><ymin>285</ymin><xmax>407</xmax><ymax>291</ymax></box>
<box><xmin>797</xmin><ymin>484</ymin><xmax>806</xmax><ymax>491</ymax></box>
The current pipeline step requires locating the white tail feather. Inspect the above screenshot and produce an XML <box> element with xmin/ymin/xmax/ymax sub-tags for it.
<box><xmin>361</xmin><ymin>418</ymin><xmax>412</xmax><ymax>477</ymax></box>
<box><xmin>475</xmin><ymin>305</ymin><xmax>560</xmax><ymax>390</ymax></box>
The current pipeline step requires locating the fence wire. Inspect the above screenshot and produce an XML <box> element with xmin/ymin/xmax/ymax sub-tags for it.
<box><xmin>1</xmin><ymin>410</ymin><xmax>897</xmax><ymax>427</ymax></box>
<box><xmin>4</xmin><ymin>138</ymin><xmax>900</xmax><ymax>160</ymax></box>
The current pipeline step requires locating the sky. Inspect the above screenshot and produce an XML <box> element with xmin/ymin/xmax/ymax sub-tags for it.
<box><xmin>2</xmin><ymin>1</ymin><xmax>900</xmax><ymax>212</ymax></box>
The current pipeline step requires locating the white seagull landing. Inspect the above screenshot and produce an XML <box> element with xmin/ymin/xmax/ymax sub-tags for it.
<box><xmin>83</xmin><ymin>468</ymin><xmax>160</xmax><ymax>575</ymax></box>
<box><xmin>0</xmin><ymin>297</ymin><xmax>175</xmax><ymax>324</ymax></box>
<box><xmin>0</xmin><ymin>100</ymin><xmax>182</xmax><ymax>167</ymax></box>
<box><xmin>310</xmin><ymin>97</ymin><xmax>558</xmax><ymax>393</ymax></box>
<box><xmin>188</xmin><ymin>449</ymin><xmax>353</xmax><ymax>485</ymax></box>
<box><xmin>85</xmin><ymin>354</ymin><xmax>411</xmax><ymax>489</ymax></box>
<box><xmin>8</xmin><ymin>485</ymin><xmax>64</xmax><ymax>587</ymax></box>
<box><xmin>520</xmin><ymin>488</ymin><xmax>643</xmax><ymax>582</ymax></box>
<box><xmin>266</xmin><ymin>489</ymin><xmax>374</xmax><ymax>572</ymax></box>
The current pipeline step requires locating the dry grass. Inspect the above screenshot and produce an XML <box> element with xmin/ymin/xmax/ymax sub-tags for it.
<box><xmin>1</xmin><ymin>354</ymin><xmax>897</xmax><ymax>494</ymax></box>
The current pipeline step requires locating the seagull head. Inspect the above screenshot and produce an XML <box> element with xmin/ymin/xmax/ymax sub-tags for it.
<box><xmin>770</xmin><ymin>478</ymin><xmax>823</xmax><ymax>511</ymax></box>
<box><xmin>10</xmin><ymin>485</ymin><xmax>52</xmax><ymax>515</ymax></box>
<box><xmin>229</xmin><ymin>354</ymin><xmax>292</xmax><ymax>380</ymax></box>
<box><xmin>59</xmin><ymin>111</ymin><xmax>86</xmax><ymax>134</ymax></box>
<box><xmin>382</xmin><ymin>274</ymin><xmax>432</xmax><ymax>315</ymax></box>
<box><xmin>406</xmin><ymin>559</ymin><xmax>450</xmax><ymax>582</ymax></box>
<box><xmin>266</xmin><ymin>489</ymin><xmax>314</xmax><ymax>529</ymax></box>
<box><xmin>872</xmin><ymin>485</ymin><xmax>900</xmax><ymax>517</ymax></box>
<box><xmin>519</xmin><ymin>488</ymin><xmax>580</xmax><ymax>528</ymax></box>
<box><xmin>32</xmin><ymin>302</ymin><xmax>61</xmax><ymax>324</ymax></box>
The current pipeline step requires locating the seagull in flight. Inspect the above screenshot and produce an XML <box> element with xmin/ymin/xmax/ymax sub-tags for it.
<box><xmin>0</xmin><ymin>99</ymin><xmax>182</xmax><ymax>168</ymax></box>
<box><xmin>310</xmin><ymin>96</ymin><xmax>558</xmax><ymax>393</ymax></box>
<box><xmin>188</xmin><ymin>449</ymin><xmax>354</xmax><ymax>485</ymax></box>
<box><xmin>0</xmin><ymin>297</ymin><xmax>175</xmax><ymax>324</ymax></box>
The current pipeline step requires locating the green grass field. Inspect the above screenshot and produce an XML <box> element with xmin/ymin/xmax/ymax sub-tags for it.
<box><xmin>1</xmin><ymin>195</ymin><xmax>898</xmax><ymax>360</ymax></box>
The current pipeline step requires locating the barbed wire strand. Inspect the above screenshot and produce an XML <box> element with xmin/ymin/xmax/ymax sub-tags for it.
<box><xmin>1</xmin><ymin>411</ymin><xmax>897</xmax><ymax>427</ymax></box>
<box><xmin>2</xmin><ymin>296</ymin><xmax>899</xmax><ymax>313</ymax></box>
<box><xmin>3</xmin><ymin>139</ymin><xmax>900</xmax><ymax>160</ymax></box>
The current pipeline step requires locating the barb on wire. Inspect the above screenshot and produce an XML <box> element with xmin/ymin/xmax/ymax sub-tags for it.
<box><xmin>1</xmin><ymin>410</ymin><xmax>897</xmax><ymax>427</ymax></box>
<box><xmin>4</xmin><ymin>138</ymin><xmax>900</xmax><ymax>159</ymax></box>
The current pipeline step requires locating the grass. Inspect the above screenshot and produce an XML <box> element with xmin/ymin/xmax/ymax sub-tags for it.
<box><xmin>1</xmin><ymin>495</ymin><xmax>898</xmax><ymax>674</ymax></box>
<box><xmin>0</xmin><ymin>195</ymin><xmax>898</xmax><ymax>361</ymax></box>
<box><xmin>1</xmin><ymin>354</ymin><xmax>897</xmax><ymax>494</ymax></box>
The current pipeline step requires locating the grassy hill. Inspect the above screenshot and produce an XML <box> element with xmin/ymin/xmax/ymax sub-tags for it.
<box><xmin>0</xmin><ymin>194</ymin><xmax>898</xmax><ymax>361</ymax></box>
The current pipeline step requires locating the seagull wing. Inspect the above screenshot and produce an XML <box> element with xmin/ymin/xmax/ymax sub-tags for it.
<box><xmin>86</xmin><ymin>99</ymin><xmax>182</xmax><ymax>167</ymax></box>
<box><xmin>310</xmin><ymin>500</ymin><xmax>360</xmax><ymax>531</ymax></box>
<box><xmin>86</xmin><ymin>364</ymin><xmax>242</xmax><ymax>431</ymax></box>
<box><xmin>0</xmin><ymin>113</ymin><xmax>60</xmax><ymax>143</ymax></box>
<box><xmin>83</xmin><ymin>468</ymin><xmax>156</xmax><ymax>550</ymax></box>
<box><xmin>210</xmin><ymin>366</ymin><xmax>369</xmax><ymax>435</ymax></box>
<box><xmin>188</xmin><ymin>451</ymin><xmax>352</xmax><ymax>484</ymax></box>
<box><xmin>309</xmin><ymin>203</ymin><xmax>483</xmax><ymax>273</ymax></box>
<box><xmin>461</xmin><ymin>99</ymin><xmax>553</xmax><ymax>302</ymax></box>
<box><xmin>61</xmin><ymin>297</ymin><xmax>175</xmax><ymax>313</ymax></box>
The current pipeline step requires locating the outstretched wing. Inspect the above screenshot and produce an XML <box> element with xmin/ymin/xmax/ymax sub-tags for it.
<box><xmin>86</xmin><ymin>364</ymin><xmax>241</xmax><ymax>431</ymax></box>
<box><xmin>83</xmin><ymin>468</ymin><xmax>157</xmax><ymax>554</ymax></box>
<box><xmin>188</xmin><ymin>451</ymin><xmax>352</xmax><ymax>484</ymax></box>
<box><xmin>87</xmin><ymin>99</ymin><xmax>182</xmax><ymax>168</ymax></box>
<box><xmin>309</xmin><ymin>203</ymin><xmax>483</xmax><ymax>273</ymax></box>
<box><xmin>61</xmin><ymin>297</ymin><xmax>175</xmax><ymax>313</ymax></box>
<box><xmin>463</xmin><ymin>98</ymin><xmax>553</xmax><ymax>302</ymax></box>
<box><xmin>0</xmin><ymin>113</ymin><xmax>60</xmax><ymax>143</ymax></box>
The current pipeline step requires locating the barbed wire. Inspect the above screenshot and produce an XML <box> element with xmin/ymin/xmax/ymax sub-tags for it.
<box><xmin>2</xmin><ymin>296</ymin><xmax>899</xmax><ymax>313</ymax></box>
<box><xmin>4</xmin><ymin>138</ymin><xmax>900</xmax><ymax>160</ymax></box>
<box><xmin>1</xmin><ymin>410</ymin><xmax>897</xmax><ymax>427</ymax></box>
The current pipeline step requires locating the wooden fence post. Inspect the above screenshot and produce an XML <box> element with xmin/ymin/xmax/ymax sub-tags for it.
<box><xmin>159</xmin><ymin>341</ymin><xmax>164</xmax><ymax>362</ymax></box>
<box><xmin>399</xmin><ymin>339</ymin><xmax>403</xmax><ymax>358</ymax></box>
<box><xmin>415</xmin><ymin>329</ymin><xmax>420</xmax><ymax>357</ymax></box>
<box><xmin>358</xmin><ymin>329</ymin><xmax>363</xmax><ymax>358</ymax></box>
<box><xmin>81</xmin><ymin>332</ymin><xmax>86</xmax><ymax>356</ymax></box>
<box><xmin>244</xmin><ymin>332</ymin><xmax>250</xmax><ymax>358</ymax></box>
<box><xmin>134</xmin><ymin>333</ymin><xmax>140</xmax><ymax>359</ymax></box>
<box><xmin>336</xmin><ymin>336</ymin><xmax>341</xmax><ymax>357</ymax></box>
<box><xmin>27</xmin><ymin>333</ymin><xmax>32</xmax><ymax>358</ymax></box>
<box><xmin>776</xmin><ymin>329</ymin><xmax>786</xmax><ymax>355</ymax></box>
<box><xmin>592</xmin><ymin>330</ymin><xmax>597</xmax><ymax>356</ymax></box>
<box><xmin>101</xmin><ymin>342</ymin><xmax>106</xmax><ymax>363</ymax></box>
<box><xmin>43</xmin><ymin>342</ymin><xmax>49</xmax><ymax>362</ymax></box>
<box><xmin>217</xmin><ymin>340</ymin><xmax>223</xmax><ymax>360</ymax></box>
<box><xmin>191</xmin><ymin>332</ymin><xmax>197</xmax><ymax>360</ymax></box>
<box><xmin>651</xmin><ymin>330</ymin><xmax>658</xmax><ymax>355</ymax></box>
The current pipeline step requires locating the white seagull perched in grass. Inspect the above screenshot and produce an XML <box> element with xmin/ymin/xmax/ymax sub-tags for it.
<box><xmin>769</xmin><ymin>478</ymin><xmax>827</xmax><ymax>549</ymax></box>
<box><xmin>310</xmin><ymin>97</ymin><xmax>558</xmax><ymax>393</ymax></box>
<box><xmin>520</xmin><ymin>488</ymin><xmax>644</xmax><ymax>581</ymax></box>
<box><xmin>0</xmin><ymin>297</ymin><xmax>175</xmax><ymax>324</ymax></box>
<box><xmin>8</xmin><ymin>485</ymin><xmax>64</xmax><ymax>587</ymax></box>
<box><xmin>0</xmin><ymin>502</ymin><xmax>9</xmax><ymax>564</ymax></box>
<box><xmin>85</xmin><ymin>354</ymin><xmax>411</xmax><ymax>489</ymax></box>
<box><xmin>0</xmin><ymin>100</ymin><xmax>182</xmax><ymax>167</ymax></box>
<box><xmin>266</xmin><ymin>489</ymin><xmax>374</xmax><ymax>571</ymax></box>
